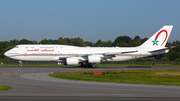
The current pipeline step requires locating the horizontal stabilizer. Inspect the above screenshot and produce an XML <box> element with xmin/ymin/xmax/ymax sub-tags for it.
<box><xmin>148</xmin><ymin>46</ymin><xmax>175</xmax><ymax>53</ymax></box>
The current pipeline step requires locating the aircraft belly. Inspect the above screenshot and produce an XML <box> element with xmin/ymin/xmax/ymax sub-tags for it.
<box><xmin>18</xmin><ymin>56</ymin><xmax>54</xmax><ymax>62</ymax></box>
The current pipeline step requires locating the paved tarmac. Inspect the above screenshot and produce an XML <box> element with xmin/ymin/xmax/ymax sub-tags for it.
<box><xmin>0</xmin><ymin>66</ymin><xmax>180</xmax><ymax>100</ymax></box>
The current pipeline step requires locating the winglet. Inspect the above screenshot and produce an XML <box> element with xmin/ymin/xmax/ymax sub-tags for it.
<box><xmin>140</xmin><ymin>25</ymin><xmax>173</xmax><ymax>47</ymax></box>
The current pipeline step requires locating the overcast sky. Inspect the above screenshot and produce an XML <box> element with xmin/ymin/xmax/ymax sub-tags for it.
<box><xmin>0</xmin><ymin>0</ymin><xmax>180</xmax><ymax>42</ymax></box>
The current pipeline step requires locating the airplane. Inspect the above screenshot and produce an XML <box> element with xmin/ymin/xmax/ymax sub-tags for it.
<box><xmin>4</xmin><ymin>25</ymin><xmax>173</xmax><ymax>67</ymax></box>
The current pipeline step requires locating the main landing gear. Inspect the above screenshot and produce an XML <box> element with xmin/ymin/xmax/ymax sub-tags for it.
<box><xmin>80</xmin><ymin>62</ymin><xmax>95</xmax><ymax>68</ymax></box>
<box><xmin>19</xmin><ymin>61</ymin><xmax>23</xmax><ymax>67</ymax></box>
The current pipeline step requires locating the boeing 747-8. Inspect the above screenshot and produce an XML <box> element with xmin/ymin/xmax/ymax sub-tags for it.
<box><xmin>4</xmin><ymin>25</ymin><xmax>173</xmax><ymax>67</ymax></box>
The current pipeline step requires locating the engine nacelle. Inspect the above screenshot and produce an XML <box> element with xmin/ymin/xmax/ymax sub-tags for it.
<box><xmin>88</xmin><ymin>55</ymin><xmax>101</xmax><ymax>63</ymax></box>
<box><xmin>65</xmin><ymin>58</ymin><xmax>79</xmax><ymax>65</ymax></box>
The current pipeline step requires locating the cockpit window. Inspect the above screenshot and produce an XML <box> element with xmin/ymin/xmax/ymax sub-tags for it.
<box><xmin>15</xmin><ymin>46</ymin><xmax>18</xmax><ymax>48</ymax></box>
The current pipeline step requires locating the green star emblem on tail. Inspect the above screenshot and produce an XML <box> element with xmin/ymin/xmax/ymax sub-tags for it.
<box><xmin>152</xmin><ymin>39</ymin><xmax>159</xmax><ymax>46</ymax></box>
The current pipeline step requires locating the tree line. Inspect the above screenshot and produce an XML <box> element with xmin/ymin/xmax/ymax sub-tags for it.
<box><xmin>0</xmin><ymin>35</ymin><xmax>180</xmax><ymax>62</ymax></box>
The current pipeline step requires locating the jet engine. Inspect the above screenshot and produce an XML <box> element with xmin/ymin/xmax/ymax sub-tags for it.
<box><xmin>65</xmin><ymin>58</ymin><xmax>79</xmax><ymax>65</ymax></box>
<box><xmin>88</xmin><ymin>55</ymin><xmax>101</xmax><ymax>63</ymax></box>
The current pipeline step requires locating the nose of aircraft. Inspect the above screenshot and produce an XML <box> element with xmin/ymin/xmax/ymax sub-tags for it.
<box><xmin>4</xmin><ymin>51</ymin><xmax>9</xmax><ymax>57</ymax></box>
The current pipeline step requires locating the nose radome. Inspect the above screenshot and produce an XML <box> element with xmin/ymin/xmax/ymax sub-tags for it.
<box><xmin>4</xmin><ymin>51</ymin><xmax>8</xmax><ymax>57</ymax></box>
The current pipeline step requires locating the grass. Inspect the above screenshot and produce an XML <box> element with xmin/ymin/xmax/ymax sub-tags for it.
<box><xmin>0</xmin><ymin>85</ymin><xmax>13</xmax><ymax>90</ymax></box>
<box><xmin>49</xmin><ymin>70</ymin><xmax>180</xmax><ymax>86</ymax></box>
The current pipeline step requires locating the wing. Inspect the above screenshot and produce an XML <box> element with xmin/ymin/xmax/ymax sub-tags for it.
<box><xmin>57</xmin><ymin>50</ymin><xmax>138</xmax><ymax>62</ymax></box>
<box><xmin>104</xmin><ymin>50</ymin><xmax>138</xmax><ymax>56</ymax></box>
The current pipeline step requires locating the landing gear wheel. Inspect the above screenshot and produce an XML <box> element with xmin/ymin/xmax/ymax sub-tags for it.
<box><xmin>91</xmin><ymin>64</ymin><xmax>95</xmax><ymax>68</ymax></box>
<box><xmin>19</xmin><ymin>61</ymin><xmax>23</xmax><ymax>67</ymax></box>
<box><xmin>80</xmin><ymin>62</ymin><xmax>85</xmax><ymax>67</ymax></box>
<box><xmin>80</xmin><ymin>62</ymin><xmax>96</xmax><ymax>68</ymax></box>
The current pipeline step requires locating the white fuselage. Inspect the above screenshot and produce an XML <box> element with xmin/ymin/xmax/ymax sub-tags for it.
<box><xmin>4</xmin><ymin>44</ymin><xmax>167</xmax><ymax>62</ymax></box>
<box><xmin>4</xmin><ymin>25</ymin><xmax>173</xmax><ymax>67</ymax></box>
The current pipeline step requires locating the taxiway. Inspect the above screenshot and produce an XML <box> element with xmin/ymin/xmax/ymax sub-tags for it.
<box><xmin>0</xmin><ymin>66</ymin><xmax>180</xmax><ymax>98</ymax></box>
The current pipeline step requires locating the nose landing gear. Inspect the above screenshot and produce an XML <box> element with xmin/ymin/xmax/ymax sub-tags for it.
<box><xmin>19</xmin><ymin>61</ymin><xmax>23</xmax><ymax>67</ymax></box>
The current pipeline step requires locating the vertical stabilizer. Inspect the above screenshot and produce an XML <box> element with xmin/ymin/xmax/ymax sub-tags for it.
<box><xmin>140</xmin><ymin>25</ymin><xmax>173</xmax><ymax>47</ymax></box>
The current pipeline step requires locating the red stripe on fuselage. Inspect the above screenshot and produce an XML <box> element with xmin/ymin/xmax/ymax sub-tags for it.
<box><xmin>9</xmin><ymin>55</ymin><xmax>79</xmax><ymax>57</ymax></box>
<box><xmin>10</xmin><ymin>55</ymin><xmax>151</xmax><ymax>57</ymax></box>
